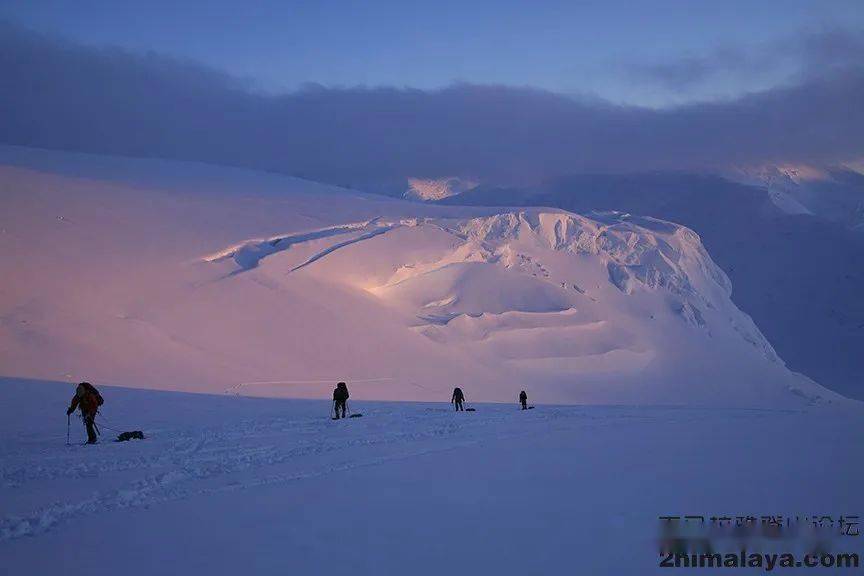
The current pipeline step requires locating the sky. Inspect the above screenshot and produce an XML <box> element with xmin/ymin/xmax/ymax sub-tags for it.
<box><xmin>2</xmin><ymin>0</ymin><xmax>863</xmax><ymax>107</ymax></box>
<box><xmin>0</xmin><ymin>2</ymin><xmax>862</xmax><ymax>185</ymax></box>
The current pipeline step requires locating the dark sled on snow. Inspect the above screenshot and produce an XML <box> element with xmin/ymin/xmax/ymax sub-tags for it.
<box><xmin>115</xmin><ymin>431</ymin><xmax>145</xmax><ymax>442</ymax></box>
<box><xmin>465</xmin><ymin>408</ymin><xmax>476</xmax><ymax>412</ymax></box>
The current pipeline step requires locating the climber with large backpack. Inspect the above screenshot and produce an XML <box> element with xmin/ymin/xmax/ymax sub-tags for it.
<box><xmin>333</xmin><ymin>381</ymin><xmax>350</xmax><ymax>419</ymax></box>
<box><xmin>451</xmin><ymin>387</ymin><xmax>465</xmax><ymax>411</ymax></box>
<box><xmin>66</xmin><ymin>381</ymin><xmax>103</xmax><ymax>444</ymax></box>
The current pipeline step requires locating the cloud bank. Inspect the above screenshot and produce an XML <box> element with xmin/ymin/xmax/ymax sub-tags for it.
<box><xmin>1</xmin><ymin>22</ymin><xmax>862</xmax><ymax>187</ymax></box>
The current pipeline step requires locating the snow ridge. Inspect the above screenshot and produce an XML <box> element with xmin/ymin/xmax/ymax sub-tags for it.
<box><xmin>201</xmin><ymin>219</ymin><xmax>388</xmax><ymax>271</ymax></box>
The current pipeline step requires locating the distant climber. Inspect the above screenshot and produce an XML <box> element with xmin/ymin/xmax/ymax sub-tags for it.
<box><xmin>66</xmin><ymin>382</ymin><xmax>103</xmax><ymax>444</ymax></box>
<box><xmin>451</xmin><ymin>387</ymin><xmax>465</xmax><ymax>411</ymax></box>
<box><xmin>333</xmin><ymin>381</ymin><xmax>350</xmax><ymax>419</ymax></box>
<box><xmin>519</xmin><ymin>390</ymin><xmax>528</xmax><ymax>410</ymax></box>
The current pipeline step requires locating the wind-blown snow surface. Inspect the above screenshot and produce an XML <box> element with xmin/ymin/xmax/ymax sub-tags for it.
<box><xmin>0</xmin><ymin>379</ymin><xmax>861</xmax><ymax>576</ymax></box>
<box><xmin>0</xmin><ymin>146</ymin><xmax>843</xmax><ymax>406</ymax></box>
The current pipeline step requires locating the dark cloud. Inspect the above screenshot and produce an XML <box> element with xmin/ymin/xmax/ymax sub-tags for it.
<box><xmin>628</xmin><ymin>28</ymin><xmax>864</xmax><ymax>92</ymax></box>
<box><xmin>1</xmin><ymin>21</ymin><xmax>862</xmax><ymax>187</ymax></box>
<box><xmin>627</xmin><ymin>47</ymin><xmax>758</xmax><ymax>90</ymax></box>
<box><xmin>794</xmin><ymin>28</ymin><xmax>864</xmax><ymax>77</ymax></box>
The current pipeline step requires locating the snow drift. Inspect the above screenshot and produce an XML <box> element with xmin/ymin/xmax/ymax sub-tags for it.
<box><xmin>0</xmin><ymin>146</ymin><xmax>843</xmax><ymax>406</ymax></box>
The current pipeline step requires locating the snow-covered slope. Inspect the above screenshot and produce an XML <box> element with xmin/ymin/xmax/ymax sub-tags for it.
<box><xmin>0</xmin><ymin>146</ymin><xmax>842</xmax><ymax>406</ymax></box>
<box><xmin>727</xmin><ymin>164</ymin><xmax>820</xmax><ymax>215</ymax></box>
<box><xmin>1</xmin><ymin>377</ymin><xmax>861</xmax><ymax>576</ymax></box>
<box><xmin>727</xmin><ymin>164</ymin><xmax>864</xmax><ymax>227</ymax></box>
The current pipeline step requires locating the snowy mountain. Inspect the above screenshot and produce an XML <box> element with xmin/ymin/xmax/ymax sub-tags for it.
<box><xmin>441</xmin><ymin>172</ymin><xmax>864</xmax><ymax>400</ymax></box>
<box><xmin>727</xmin><ymin>164</ymin><xmax>824</xmax><ymax>216</ymax></box>
<box><xmin>726</xmin><ymin>164</ymin><xmax>864</xmax><ymax>227</ymax></box>
<box><xmin>403</xmin><ymin>177</ymin><xmax>478</xmax><ymax>201</ymax></box>
<box><xmin>0</xmin><ymin>146</ymin><xmax>843</xmax><ymax>406</ymax></box>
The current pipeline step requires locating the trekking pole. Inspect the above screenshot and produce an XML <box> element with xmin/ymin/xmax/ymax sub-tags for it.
<box><xmin>66</xmin><ymin>414</ymin><xmax>71</xmax><ymax>446</ymax></box>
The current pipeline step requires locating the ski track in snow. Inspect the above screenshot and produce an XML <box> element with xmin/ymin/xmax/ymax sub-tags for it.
<box><xmin>0</xmin><ymin>404</ymin><xmax>694</xmax><ymax>542</ymax></box>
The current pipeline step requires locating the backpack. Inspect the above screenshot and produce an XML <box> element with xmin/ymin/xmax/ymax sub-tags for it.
<box><xmin>334</xmin><ymin>383</ymin><xmax>349</xmax><ymax>402</ymax></box>
<box><xmin>81</xmin><ymin>382</ymin><xmax>104</xmax><ymax>406</ymax></box>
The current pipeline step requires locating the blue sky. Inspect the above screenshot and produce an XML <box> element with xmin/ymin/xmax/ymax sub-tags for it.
<box><xmin>3</xmin><ymin>0</ymin><xmax>862</xmax><ymax>106</ymax></box>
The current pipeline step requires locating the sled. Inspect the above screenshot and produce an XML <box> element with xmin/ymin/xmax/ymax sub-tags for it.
<box><xmin>115</xmin><ymin>431</ymin><xmax>146</xmax><ymax>442</ymax></box>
